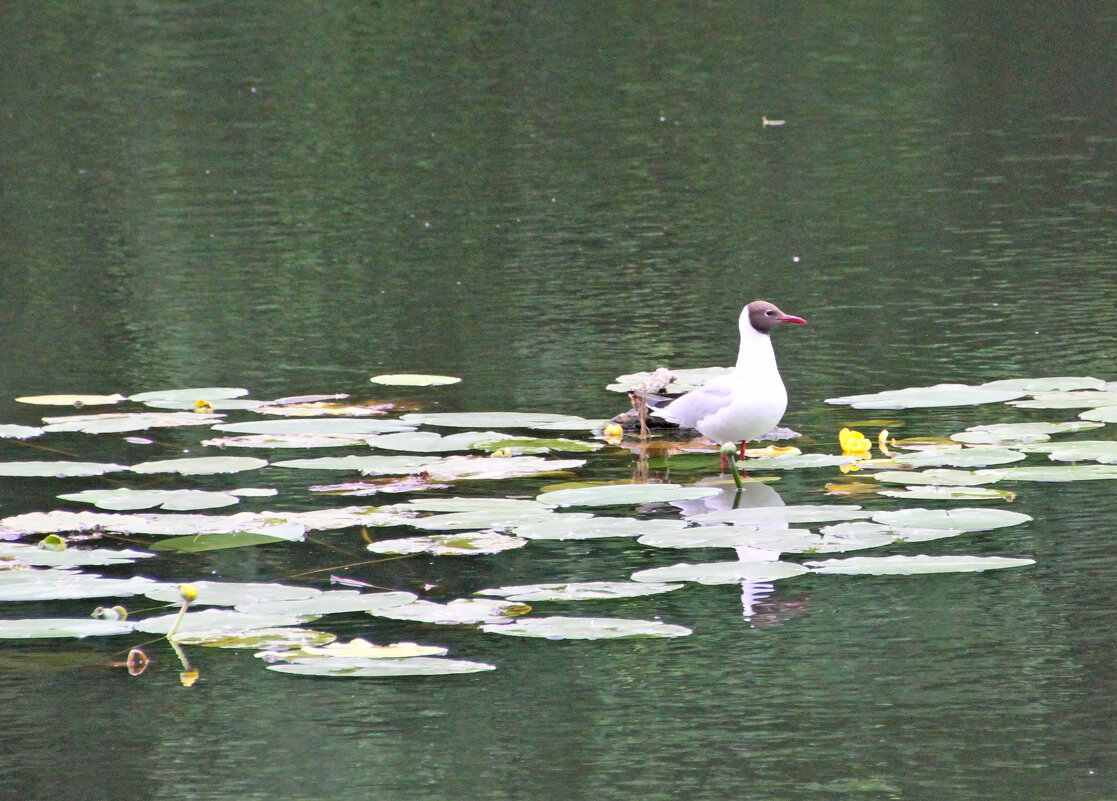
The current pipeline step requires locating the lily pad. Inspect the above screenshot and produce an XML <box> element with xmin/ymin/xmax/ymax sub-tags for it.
<box><xmin>148</xmin><ymin>531</ymin><xmax>298</xmax><ymax>553</ymax></box>
<box><xmin>475</xmin><ymin>581</ymin><xmax>684</xmax><ymax>602</ymax></box>
<box><xmin>636</xmin><ymin>525</ymin><xmax>874</xmax><ymax>554</ymax></box>
<box><xmin>977</xmin><ymin>465</ymin><xmax>1117</xmax><ymax>482</ymax></box>
<box><xmin>364</xmin><ymin>431</ymin><xmax>513</xmax><ymax>452</ymax></box>
<box><xmin>420</xmin><ymin>456</ymin><xmax>586</xmax><ymax>481</ymax></box>
<box><xmin>261</xmin><ymin>639</ymin><xmax>448</xmax><ymax>661</ymax></box>
<box><xmin>804</xmin><ymin>554</ymin><xmax>1035</xmax><ymax>575</ymax></box>
<box><xmin>1079</xmin><ymin>406</ymin><xmax>1117</xmax><ymax>423</ymax></box>
<box><xmin>135</xmin><ymin>609</ymin><xmax>305</xmax><ymax>635</ymax></box>
<box><xmin>129</xmin><ymin>456</ymin><xmax>269</xmax><ymax>475</ymax></box>
<box><xmin>16</xmin><ymin>393</ymin><xmax>127</xmax><ymax>406</ymax></box>
<box><xmin>630</xmin><ymin>560</ymin><xmax>810</xmax><ymax>585</ymax></box>
<box><xmin>405</xmin><ymin>509</ymin><xmax>571</xmax><ymax>532</ymax></box>
<box><xmin>481</xmin><ymin>616</ymin><xmax>692</xmax><ymax>639</ymax></box>
<box><xmin>212</xmin><ymin>418</ymin><xmax>415</xmax><ymax>435</ymax></box>
<box><xmin>538</xmin><ymin>483</ymin><xmax>720</xmax><ymax>508</ymax></box>
<box><xmin>687</xmin><ymin>504</ymin><xmax>872</xmax><ymax>525</ymax></box>
<box><xmin>370</xmin><ymin>374</ymin><xmax>461</xmax><ymax>386</ymax></box>
<box><xmin>128</xmin><ymin>387</ymin><xmax>249</xmax><ymax>402</ymax></box>
<box><xmin>878</xmin><ymin>486</ymin><xmax>1016</xmax><ymax>501</ymax></box>
<box><xmin>58</xmin><ymin>488</ymin><xmax>243</xmax><ymax>511</ymax></box>
<box><xmin>235</xmin><ymin>591</ymin><xmax>418</xmax><ymax>617</ymax></box>
<box><xmin>267</xmin><ymin>656</ymin><xmax>495</xmax><ymax>677</ymax></box>
<box><xmin>869</xmin><ymin>508</ymin><xmax>1031</xmax><ymax>531</ymax></box>
<box><xmin>367</xmin><ymin>531</ymin><xmax>528</xmax><ymax>555</ymax></box>
<box><xmin>177</xmin><ymin>627</ymin><xmax>337</xmax><ymax>649</ymax></box>
<box><xmin>511</xmin><ymin>516</ymin><xmax>688</xmax><ymax>541</ymax></box>
<box><xmin>872</xmin><ymin>469</ymin><xmax>997</xmax><ymax>486</ymax></box>
<box><xmin>202</xmin><ymin>433</ymin><xmax>373</xmax><ymax>449</ymax></box>
<box><xmin>743</xmin><ymin>453</ymin><xmax>864</xmax><ymax>470</ymax></box>
<box><xmin>1009</xmin><ymin>391</ymin><xmax>1117</xmax><ymax>410</ymax></box>
<box><xmin>41</xmin><ymin>412</ymin><xmax>223</xmax><ymax>434</ymax></box>
<box><xmin>368</xmin><ymin>598</ymin><xmax>530</xmax><ymax>625</ymax></box>
<box><xmin>0</xmin><ymin>618</ymin><xmax>136</xmax><ymax>638</ymax></box>
<box><xmin>826</xmin><ymin>384</ymin><xmax>1024</xmax><ymax>409</ymax></box>
<box><xmin>891</xmin><ymin>448</ymin><xmax>1025</xmax><ymax>468</ymax></box>
<box><xmin>389</xmin><ymin>497</ymin><xmax>551</xmax><ymax>514</ymax></box>
<box><xmin>980</xmin><ymin>376</ymin><xmax>1105</xmax><ymax>392</ymax></box>
<box><xmin>0</xmin><ymin>461</ymin><xmax>128</xmax><ymax>478</ymax></box>
<box><xmin>0</xmin><ymin>542</ymin><xmax>154</xmax><ymax>567</ymax></box>
<box><xmin>271</xmin><ymin>455</ymin><xmax>434</xmax><ymax>472</ymax></box>
<box><xmin>400</xmin><ymin>412</ymin><xmax>601</xmax><ymax>431</ymax></box>
<box><xmin>1018</xmin><ymin>441</ymin><xmax>1117</xmax><ymax>464</ymax></box>
<box><xmin>0</xmin><ymin>424</ymin><xmax>45</xmax><ymax>439</ymax></box>
<box><xmin>0</xmin><ymin>572</ymin><xmax>165</xmax><ymax>601</ymax></box>
<box><xmin>950</xmin><ymin>421</ymin><xmax>1104</xmax><ymax>445</ymax></box>
<box><xmin>144</xmin><ymin>581</ymin><xmax>320</xmax><ymax>607</ymax></box>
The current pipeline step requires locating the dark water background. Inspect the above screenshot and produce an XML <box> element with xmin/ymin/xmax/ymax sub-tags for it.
<box><xmin>0</xmin><ymin>3</ymin><xmax>1114</xmax><ymax>799</ymax></box>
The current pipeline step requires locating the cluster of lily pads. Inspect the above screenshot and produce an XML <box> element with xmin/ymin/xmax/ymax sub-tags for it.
<box><xmin>1</xmin><ymin>373</ymin><xmax>1113</xmax><ymax>679</ymax></box>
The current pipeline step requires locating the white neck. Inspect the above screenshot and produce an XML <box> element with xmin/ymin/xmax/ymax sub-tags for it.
<box><xmin>734</xmin><ymin>315</ymin><xmax>780</xmax><ymax>375</ymax></box>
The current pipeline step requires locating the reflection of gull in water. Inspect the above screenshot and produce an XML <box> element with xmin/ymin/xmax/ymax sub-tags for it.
<box><xmin>670</xmin><ymin>476</ymin><xmax>794</xmax><ymax>622</ymax></box>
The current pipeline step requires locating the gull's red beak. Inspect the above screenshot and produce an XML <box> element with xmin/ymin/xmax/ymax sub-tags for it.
<box><xmin>779</xmin><ymin>313</ymin><xmax>807</xmax><ymax>325</ymax></box>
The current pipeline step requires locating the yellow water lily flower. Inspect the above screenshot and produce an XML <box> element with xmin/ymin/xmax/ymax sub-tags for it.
<box><xmin>839</xmin><ymin>427</ymin><xmax>873</xmax><ymax>456</ymax></box>
<box><xmin>602</xmin><ymin>423</ymin><xmax>624</xmax><ymax>444</ymax></box>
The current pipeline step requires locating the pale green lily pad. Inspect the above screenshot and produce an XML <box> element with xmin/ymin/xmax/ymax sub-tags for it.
<box><xmin>476</xmin><ymin>581</ymin><xmax>685</xmax><ymax>602</ymax></box>
<box><xmin>1010</xmin><ymin>391</ymin><xmax>1117</xmax><ymax>409</ymax></box>
<box><xmin>817</xmin><ymin>521</ymin><xmax>964</xmax><ymax>546</ymax></box>
<box><xmin>388</xmin><ymin>497</ymin><xmax>550</xmax><ymax>514</ymax></box>
<box><xmin>368</xmin><ymin>598</ymin><xmax>530</xmax><ymax>625</ymax></box>
<box><xmin>367</xmin><ymin>532</ymin><xmax>528</xmax><ymax>555</ymax></box>
<box><xmin>538</xmin><ymin>483</ymin><xmax>720</xmax><ymax>508</ymax></box>
<box><xmin>635</xmin><ymin>525</ymin><xmax>876</xmax><ymax>554</ymax></box>
<box><xmin>878</xmin><ymin>486</ymin><xmax>1016</xmax><ymax>501</ymax></box>
<box><xmin>267</xmin><ymin>656</ymin><xmax>495</xmax><ymax>677</ymax></box>
<box><xmin>0</xmin><ymin>542</ymin><xmax>153</xmax><ymax>567</ymax></box>
<box><xmin>980</xmin><ymin>376</ymin><xmax>1105</xmax><ymax>392</ymax></box>
<box><xmin>0</xmin><ymin>572</ymin><xmax>165</xmax><ymax>601</ymax></box>
<box><xmin>176</xmin><ymin>627</ymin><xmax>336</xmax><ymax>649</ymax></box>
<box><xmin>128</xmin><ymin>387</ymin><xmax>249</xmax><ymax>402</ymax></box>
<box><xmin>804</xmin><ymin>555</ymin><xmax>1035</xmax><ymax>575</ymax></box>
<box><xmin>212</xmin><ymin>418</ymin><xmax>415</xmax><ymax>435</ymax></box>
<box><xmin>511</xmin><ymin>516</ymin><xmax>688</xmax><ymax>540</ymax></box>
<box><xmin>364</xmin><ymin>431</ymin><xmax>514</xmax><ymax>452</ymax></box>
<box><xmin>0</xmin><ymin>424</ymin><xmax>45</xmax><ymax>439</ymax></box>
<box><xmin>481</xmin><ymin>616</ymin><xmax>691</xmax><ymax>639</ymax></box>
<box><xmin>229</xmin><ymin>488</ymin><xmax>278</xmax><ymax>497</ymax></box>
<box><xmin>0</xmin><ymin>461</ymin><xmax>128</xmax><ymax>478</ymax></box>
<box><xmin>420</xmin><ymin>456</ymin><xmax>586</xmax><ymax>481</ymax></box>
<box><xmin>474</xmin><ymin>436</ymin><xmax>601</xmax><ymax>455</ymax></box>
<box><xmin>826</xmin><ymin>384</ymin><xmax>1024</xmax><ymax>409</ymax></box>
<box><xmin>631</xmin><ymin>560</ymin><xmax>810</xmax><ymax>585</ymax></box>
<box><xmin>891</xmin><ymin>447</ymin><xmax>1025</xmax><ymax>468</ymax></box>
<box><xmin>58</xmin><ymin>488</ymin><xmax>242</xmax><ymax>511</ymax></box>
<box><xmin>370</xmin><ymin>373</ymin><xmax>461</xmax><ymax>386</ymax></box>
<box><xmin>261</xmin><ymin>639</ymin><xmax>449</xmax><ymax>660</ymax></box>
<box><xmin>135</xmin><ymin>609</ymin><xmax>304</xmax><ymax>635</ymax></box>
<box><xmin>0</xmin><ymin>618</ymin><xmax>136</xmax><ymax>638</ymax></box>
<box><xmin>1079</xmin><ymin>405</ymin><xmax>1117</xmax><ymax>423</ymax></box>
<box><xmin>977</xmin><ymin>465</ymin><xmax>1117</xmax><ymax>482</ymax></box>
<box><xmin>16</xmin><ymin>393</ymin><xmax>127</xmax><ymax>406</ymax></box>
<box><xmin>129</xmin><ymin>456</ymin><xmax>269</xmax><ymax>475</ymax></box>
<box><xmin>405</xmin><ymin>509</ymin><xmax>574</xmax><ymax>532</ymax></box>
<box><xmin>869</xmin><ymin>507</ymin><xmax>1031</xmax><ymax>531</ymax></box>
<box><xmin>743</xmin><ymin>453</ymin><xmax>863</xmax><ymax>470</ymax></box>
<box><xmin>687</xmin><ymin>504</ymin><xmax>871</xmax><ymax>525</ymax></box>
<box><xmin>141</xmin><ymin>398</ymin><xmax>265</xmax><ymax>411</ymax></box>
<box><xmin>872</xmin><ymin>469</ymin><xmax>997</xmax><ymax>486</ymax></box>
<box><xmin>144</xmin><ymin>581</ymin><xmax>320</xmax><ymax>607</ymax></box>
<box><xmin>148</xmin><ymin>531</ymin><xmax>295</xmax><ymax>553</ymax></box>
<box><xmin>235</xmin><ymin>591</ymin><xmax>418</xmax><ymax>617</ymax></box>
<box><xmin>950</xmin><ymin>421</ymin><xmax>1104</xmax><ymax>444</ymax></box>
<box><xmin>271</xmin><ymin>455</ymin><xmax>433</xmax><ymax>472</ymax></box>
<box><xmin>607</xmin><ymin>367</ymin><xmax>731</xmax><ymax>393</ymax></box>
<box><xmin>41</xmin><ymin>411</ymin><xmax>223</xmax><ymax>434</ymax></box>
<box><xmin>400</xmin><ymin>412</ymin><xmax>600</xmax><ymax>431</ymax></box>
<box><xmin>201</xmin><ymin>433</ymin><xmax>373</xmax><ymax>449</ymax></box>
<box><xmin>1018</xmin><ymin>440</ymin><xmax>1117</xmax><ymax>464</ymax></box>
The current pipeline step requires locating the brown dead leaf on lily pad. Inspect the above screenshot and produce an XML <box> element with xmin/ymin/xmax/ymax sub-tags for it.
<box><xmin>309</xmin><ymin>473</ymin><xmax>450</xmax><ymax>495</ymax></box>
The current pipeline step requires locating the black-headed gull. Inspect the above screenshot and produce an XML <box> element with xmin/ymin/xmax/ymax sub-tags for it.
<box><xmin>651</xmin><ymin>301</ymin><xmax>805</xmax><ymax>455</ymax></box>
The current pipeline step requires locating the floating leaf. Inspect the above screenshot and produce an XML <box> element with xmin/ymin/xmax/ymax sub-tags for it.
<box><xmin>135</xmin><ymin>609</ymin><xmax>304</xmax><ymax>635</ymax></box>
<box><xmin>1018</xmin><ymin>441</ymin><xmax>1117</xmax><ymax>464</ymax></box>
<box><xmin>0</xmin><ymin>572</ymin><xmax>165</xmax><ymax>602</ymax></box>
<box><xmin>1079</xmin><ymin>405</ymin><xmax>1117</xmax><ymax>423</ymax></box>
<box><xmin>0</xmin><ymin>424</ymin><xmax>45</xmax><ymax>439</ymax></box>
<box><xmin>804</xmin><ymin>555</ymin><xmax>1035</xmax><ymax>575</ymax></box>
<box><xmin>872</xmin><ymin>469</ymin><xmax>996</xmax><ymax>486</ymax></box>
<box><xmin>400</xmin><ymin>412</ymin><xmax>601</xmax><ymax>431</ymax></box>
<box><xmin>41</xmin><ymin>412</ymin><xmax>223</xmax><ymax>434</ymax></box>
<box><xmin>826</xmin><ymin>384</ymin><xmax>1024</xmax><ymax>409</ymax></box>
<box><xmin>267</xmin><ymin>656</ymin><xmax>495</xmax><ymax>677</ymax></box>
<box><xmin>818</xmin><ymin>521</ymin><xmax>965</xmax><ymax>545</ymax></box>
<box><xmin>1009</xmin><ymin>391</ymin><xmax>1117</xmax><ymax>410</ymax></box>
<box><xmin>687</xmin><ymin>504</ymin><xmax>871</xmax><ymax>525</ymax></box>
<box><xmin>148</xmin><ymin>531</ymin><xmax>297</xmax><ymax>553</ymax></box>
<box><xmin>141</xmin><ymin>398</ymin><xmax>265</xmax><ymax>411</ymax></box>
<box><xmin>235</xmin><ymin>591</ymin><xmax>418</xmax><ymax>617</ymax></box>
<box><xmin>869</xmin><ymin>508</ymin><xmax>1031</xmax><ymax>531</ymax></box>
<box><xmin>481</xmin><ymin>616</ymin><xmax>691</xmax><ymax>639</ymax></box>
<box><xmin>388</xmin><ymin>497</ymin><xmax>550</xmax><ymax>514</ymax></box>
<box><xmin>271</xmin><ymin>455</ymin><xmax>434</xmax><ymax>472</ymax></box>
<box><xmin>891</xmin><ymin>447</ymin><xmax>1026</xmax><ymax>468</ymax></box>
<box><xmin>0</xmin><ymin>618</ymin><xmax>135</xmax><ymax>638</ymax></box>
<box><xmin>476</xmin><ymin>581</ymin><xmax>684</xmax><ymax>602</ymax></box>
<box><xmin>0</xmin><ymin>542</ymin><xmax>153</xmax><ymax>567</ymax></box>
<box><xmin>405</xmin><ymin>509</ymin><xmax>571</xmax><ymax>532</ymax></box>
<box><xmin>631</xmin><ymin>561</ymin><xmax>810</xmax><ymax>585</ymax></box>
<box><xmin>177</xmin><ymin>627</ymin><xmax>336</xmax><ymax>649</ymax></box>
<box><xmin>368</xmin><ymin>598</ymin><xmax>530</xmax><ymax>625</ymax></box>
<box><xmin>950</xmin><ymin>421</ymin><xmax>1104</xmax><ymax>445</ymax></box>
<box><xmin>269</xmin><ymin>638</ymin><xmax>449</xmax><ymax>660</ymax></box>
<box><xmin>743</xmin><ymin>453</ymin><xmax>863</xmax><ymax>470</ymax></box>
<box><xmin>0</xmin><ymin>461</ymin><xmax>128</xmax><ymax>478</ymax></box>
<box><xmin>128</xmin><ymin>387</ymin><xmax>249</xmax><ymax>402</ymax></box>
<box><xmin>370</xmin><ymin>374</ymin><xmax>461</xmax><ymax>386</ymax></box>
<box><xmin>367</xmin><ymin>532</ymin><xmax>528</xmax><ymax>555</ymax></box>
<box><xmin>129</xmin><ymin>456</ymin><xmax>269</xmax><ymax>475</ymax></box>
<box><xmin>212</xmin><ymin>418</ymin><xmax>415</xmax><ymax>435</ymax></box>
<box><xmin>980</xmin><ymin>376</ymin><xmax>1105</xmax><ymax>392</ymax></box>
<box><xmin>636</xmin><ymin>525</ymin><xmax>870</xmax><ymax>555</ymax></box>
<box><xmin>420</xmin><ymin>456</ymin><xmax>586</xmax><ymax>481</ymax></box>
<box><xmin>511</xmin><ymin>516</ymin><xmax>688</xmax><ymax>540</ymax></box>
<box><xmin>363</xmin><ymin>431</ymin><xmax>511</xmax><ymax>452</ymax></box>
<box><xmin>16</xmin><ymin>393</ymin><xmax>127</xmax><ymax>406</ymax></box>
<box><xmin>977</xmin><ymin>465</ymin><xmax>1117</xmax><ymax>482</ymax></box>
<box><xmin>58</xmin><ymin>488</ymin><xmax>242</xmax><ymax>511</ymax></box>
<box><xmin>878</xmin><ymin>486</ymin><xmax>1016</xmax><ymax>501</ymax></box>
<box><xmin>144</xmin><ymin>581</ymin><xmax>320</xmax><ymax>607</ymax></box>
<box><xmin>538</xmin><ymin>484</ymin><xmax>720</xmax><ymax>508</ymax></box>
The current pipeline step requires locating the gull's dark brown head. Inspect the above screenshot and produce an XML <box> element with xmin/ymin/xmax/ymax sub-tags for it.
<box><xmin>746</xmin><ymin>300</ymin><xmax>807</xmax><ymax>334</ymax></box>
